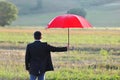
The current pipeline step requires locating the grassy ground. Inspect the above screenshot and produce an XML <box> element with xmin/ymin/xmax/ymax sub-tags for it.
<box><xmin>0</xmin><ymin>27</ymin><xmax>120</xmax><ymax>80</ymax></box>
<box><xmin>0</xmin><ymin>27</ymin><xmax>120</xmax><ymax>44</ymax></box>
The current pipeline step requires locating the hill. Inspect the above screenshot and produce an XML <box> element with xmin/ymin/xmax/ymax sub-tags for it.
<box><xmin>4</xmin><ymin>0</ymin><xmax>120</xmax><ymax>27</ymax></box>
<box><xmin>6</xmin><ymin>0</ymin><xmax>120</xmax><ymax>14</ymax></box>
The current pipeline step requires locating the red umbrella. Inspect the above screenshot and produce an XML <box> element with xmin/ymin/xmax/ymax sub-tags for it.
<box><xmin>47</xmin><ymin>14</ymin><xmax>92</xmax><ymax>47</ymax></box>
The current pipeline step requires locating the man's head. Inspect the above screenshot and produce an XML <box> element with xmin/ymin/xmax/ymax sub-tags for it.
<box><xmin>34</xmin><ymin>31</ymin><xmax>42</xmax><ymax>40</ymax></box>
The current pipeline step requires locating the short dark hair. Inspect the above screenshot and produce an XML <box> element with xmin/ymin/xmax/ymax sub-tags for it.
<box><xmin>34</xmin><ymin>31</ymin><xmax>41</xmax><ymax>40</ymax></box>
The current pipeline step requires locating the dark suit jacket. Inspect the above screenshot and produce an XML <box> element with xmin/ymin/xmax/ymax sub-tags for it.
<box><xmin>25</xmin><ymin>41</ymin><xmax>67</xmax><ymax>76</ymax></box>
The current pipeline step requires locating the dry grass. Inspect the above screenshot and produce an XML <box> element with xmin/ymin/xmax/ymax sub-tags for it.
<box><xmin>0</xmin><ymin>48</ymin><xmax>120</xmax><ymax>79</ymax></box>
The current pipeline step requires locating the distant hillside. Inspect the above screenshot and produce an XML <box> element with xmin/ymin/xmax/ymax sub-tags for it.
<box><xmin>6</xmin><ymin>0</ymin><xmax>120</xmax><ymax>14</ymax></box>
<box><xmin>3</xmin><ymin>0</ymin><xmax>120</xmax><ymax>27</ymax></box>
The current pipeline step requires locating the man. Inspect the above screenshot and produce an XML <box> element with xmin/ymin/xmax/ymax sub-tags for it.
<box><xmin>25</xmin><ymin>31</ymin><xmax>67</xmax><ymax>80</ymax></box>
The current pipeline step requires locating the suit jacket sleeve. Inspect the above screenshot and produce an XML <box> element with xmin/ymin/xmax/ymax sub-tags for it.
<box><xmin>47</xmin><ymin>44</ymin><xmax>67</xmax><ymax>52</ymax></box>
<box><xmin>25</xmin><ymin>44</ymin><xmax>31</xmax><ymax>70</ymax></box>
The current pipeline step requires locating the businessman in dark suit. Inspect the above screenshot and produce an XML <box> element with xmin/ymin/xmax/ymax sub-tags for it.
<box><xmin>25</xmin><ymin>31</ymin><xmax>67</xmax><ymax>80</ymax></box>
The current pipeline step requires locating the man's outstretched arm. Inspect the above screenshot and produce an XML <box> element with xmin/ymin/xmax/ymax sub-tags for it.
<box><xmin>47</xmin><ymin>44</ymin><xmax>68</xmax><ymax>52</ymax></box>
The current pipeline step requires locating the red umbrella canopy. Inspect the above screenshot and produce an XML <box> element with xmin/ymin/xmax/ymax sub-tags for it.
<box><xmin>47</xmin><ymin>14</ymin><xmax>92</xmax><ymax>28</ymax></box>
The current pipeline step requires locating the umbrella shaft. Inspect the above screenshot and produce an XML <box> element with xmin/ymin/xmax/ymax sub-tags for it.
<box><xmin>68</xmin><ymin>28</ymin><xmax>69</xmax><ymax>47</ymax></box>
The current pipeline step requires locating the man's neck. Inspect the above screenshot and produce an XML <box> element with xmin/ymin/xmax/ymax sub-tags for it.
<box><xmin>35</xmin><ymin>39</ymin><xmax>40</xmax><ymax>41</ymax></box>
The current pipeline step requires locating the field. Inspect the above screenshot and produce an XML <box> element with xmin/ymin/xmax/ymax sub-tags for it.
<box><xmin>0</xmin><ymin>27</ymin><xmax>120</xmax><ymax>80</ymax></box>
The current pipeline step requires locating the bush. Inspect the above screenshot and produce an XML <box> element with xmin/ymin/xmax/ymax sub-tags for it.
<box><xmin>67</xmin><ymin>8</ymin><xmax>87</xmax><ymax>18</ymax></box>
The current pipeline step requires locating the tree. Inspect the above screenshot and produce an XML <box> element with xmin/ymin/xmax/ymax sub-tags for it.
<box><xmin>0</xmin><ymin>1</ymin><xmax>18</xmax><ymax>26</ymax></box>
<box><xmin>67</xmin><ymin>8</ymin><xmax>87</xmax><ymax>18</ymax></box>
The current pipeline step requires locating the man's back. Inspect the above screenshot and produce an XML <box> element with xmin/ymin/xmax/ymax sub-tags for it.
<box><xmin>25</xmin><ymin>41</ymin><xmax>67</xmax><ymax>76</ymax></box>
<box><xmin>28</xmin><ymin>41</ymin><xmax>49</xmax><ymax>60</ymax></box>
